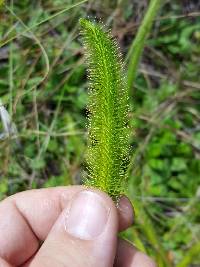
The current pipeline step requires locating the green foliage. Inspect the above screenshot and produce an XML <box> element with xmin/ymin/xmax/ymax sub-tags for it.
<box><xmin>0</xmin><ymin>1</ymin><xmax>200</xmax><ymax>266</ymax></box>
<box><xmin>126</xmin><ymin>0</ymin><xmax>162</xmax><ymax>92</ymax></box>
<box><xmin>176</xmin><ymin>242</ymin><xmax>200</xmax><ymax>267</ymax></box>
<box><xmin>80</xmin><ymin>18</ymin><xmax>130</xmax><ymax>200</ymax></box>
<box><xmin>0</xmin><ymin>179</ymin><xmax>8</xmax><ymax>199</ymax></box>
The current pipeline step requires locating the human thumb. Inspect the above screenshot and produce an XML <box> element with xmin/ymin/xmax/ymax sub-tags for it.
<box><xmin>30</xmin><ymin>189</ymin><xmax>118</xmax><ymax>267</ymax></box>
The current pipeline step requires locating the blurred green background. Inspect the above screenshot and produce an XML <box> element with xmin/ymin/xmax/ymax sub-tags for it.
<box><xmin>0</xmin><ymin>0</ymin><xmax>200</xmax><ymax>266</ymax></box>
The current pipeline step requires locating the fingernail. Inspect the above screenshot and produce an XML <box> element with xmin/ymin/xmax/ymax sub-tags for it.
<box><xmin>65</xmin><ymin>190</ymin><xmax>110</xmax><ymax>240</ymax></box>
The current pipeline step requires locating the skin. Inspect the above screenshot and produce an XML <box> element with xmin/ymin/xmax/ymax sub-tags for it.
<box><xmin>0</xmin><ymin>185</ymin><xmax>157</xmax><ymax>267</ymax></box>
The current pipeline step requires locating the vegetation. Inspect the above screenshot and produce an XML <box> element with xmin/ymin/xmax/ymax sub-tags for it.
<box><xmin>80</xmin><ymin>18</ymin><xmax>130</xmax><ymax>201</ymax></box>
<box><xmin>0</xmin><ymin>0</ymin><xmax>200</xmax><ymax>266</ymax></box>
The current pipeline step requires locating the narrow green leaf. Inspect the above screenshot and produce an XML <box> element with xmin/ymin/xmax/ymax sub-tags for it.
<box><xmin>176</xmin><ymin>242</ymin><xmax>200</xmax><ymax>267</ymax></box>
<box><xmin>126</xmin><ymin>0</ymin><xmax>162</xmax><ymax>93</ymax></box>
<box><xmin>80</xmin><ymin>18</ymin><xmax>130</xmax><ymax>201</ymax></box>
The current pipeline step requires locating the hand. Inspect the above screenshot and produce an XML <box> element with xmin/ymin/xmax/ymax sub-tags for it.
<box><xmin>0</xmin><ymin>186</ymin><xmax>156</xmax><ymax>267</ymax></box>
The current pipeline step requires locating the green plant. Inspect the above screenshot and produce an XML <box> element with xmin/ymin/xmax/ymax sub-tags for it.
<box><xmin>79</xmin><ymin>18</ymin><xmax>130</xmax><ymax>201</ymax></box>
<box><xmin>126</xmin><ymin>0</ymin><xmax>162</xmax><ymax>93</ymax></box>
<box><xmin>1</xmin><ymin>1</ymin><xmax>200</xmax><ymax>265</ymax></box>
<box><xmin>176</xmin><ymin>242</ymin><xmax>200</xmax><ymax>267</ymax></box>
<box><xmin>0</xmin><ymin>0</ymin><xmax>4</xmax><ymax>7</ymax></box>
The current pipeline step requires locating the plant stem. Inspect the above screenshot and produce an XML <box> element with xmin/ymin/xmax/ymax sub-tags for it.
<box><xmin>126</xmin><ymin>0</ymin><xmax>162</xmax><ymax>94</ymax></box>
<box><xmin>176</xmin><ymin>242</ymin><xmax>200</xmax><ymax>267</ymax></box>
<box><xmin>0</xmin><ymin>0</ymin><xmax>4</xmax><ymax>7</ymax></box>
<box><xmin>9</xmin><ymin>0</ymin><xmax>13</xmax><ymax>118</ymax></box>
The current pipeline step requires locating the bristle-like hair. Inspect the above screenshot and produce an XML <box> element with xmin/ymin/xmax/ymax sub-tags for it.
<box><xmin>80</xmin><ymin>18</ymin><xmax>130</xmax><ymax>201</ymax></box>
